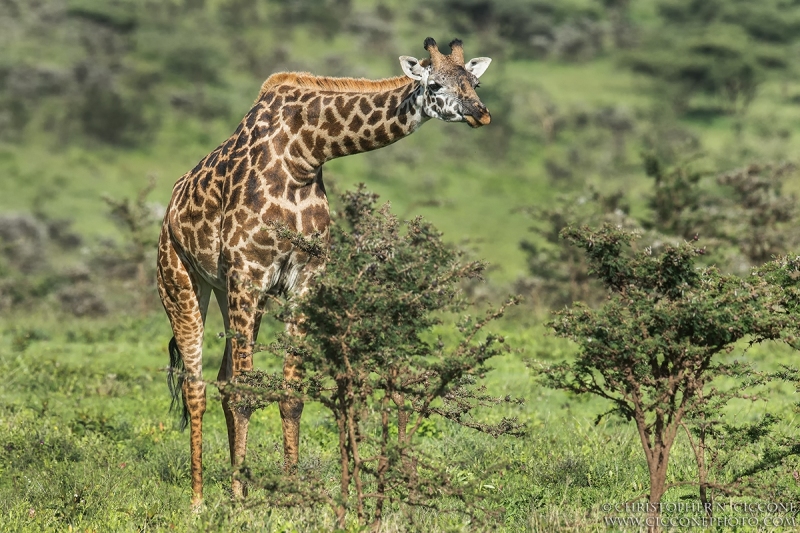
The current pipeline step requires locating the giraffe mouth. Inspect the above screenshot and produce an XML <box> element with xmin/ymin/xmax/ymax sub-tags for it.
<box><xmin>465</xmin><ymin>111</ymin><xmax>491</xmax><ymax>128</ymax></box>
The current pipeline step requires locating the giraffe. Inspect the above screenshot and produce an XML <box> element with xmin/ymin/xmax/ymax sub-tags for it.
<box><xmin>157</xmin><ymin>37</ymin><xmax>492</xmax><ymax>505</ymax></box>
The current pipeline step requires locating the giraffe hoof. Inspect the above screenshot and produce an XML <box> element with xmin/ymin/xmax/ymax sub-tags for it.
<box><xmin>231</xmin><ymin>478</ymin><xmax>248</xmax><ymax>500</ymax></box>
<box><xmin>190</xmin><ymin>497</ymin><xmax>204</xmax><ymax>514</ymax></box>
<box><xmin>283</xmin><ymin>460</ymin><xmax>299</xmax><ymax>476</ymax></box>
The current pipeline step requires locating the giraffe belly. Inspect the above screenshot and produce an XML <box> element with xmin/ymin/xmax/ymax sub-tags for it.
<box><xmin>182</xmin><ymin>242</ymin><xmax>324</xmax><ymax>296</ymax></box>
<box><xmin>265</xmin><ymin>251</ymin><xmax>318</xmax><ymax>296</ymax></box>
<box><xmin>168</xmin><ymin>221</ymin><xmax>325</xmax><ymax>298</ymax></box>
<box><xmin>234</xmin><ymin>246</ymin><xmax>324</xmax><ymax>298</ymax></box>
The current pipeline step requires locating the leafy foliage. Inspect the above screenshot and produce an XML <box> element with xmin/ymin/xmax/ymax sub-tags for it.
<box><xmin>516</xmin><ymin>187</ymin><xmax>640</xmax><ymax>308</ymax></box>
<box><xmin>433</xmin><ymin>0</ymin><xmax>605</xmax><ymax>60</ymax></box>
<box><xmin>520</xmin><ymin>155</ymin><xmax>800</xmax><ymax>313</ymax></box>
<box><xmin>715</xmin><ymin>162</ymin><xmax>799</xmax><ymax>265</ymax></box>
<box><xmin>623</xmin><ymin>0</ymin><xmax>800</xmax><ymax>114</ymax></box>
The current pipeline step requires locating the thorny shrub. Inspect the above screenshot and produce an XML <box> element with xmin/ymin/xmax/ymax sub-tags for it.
<box><xmin>541</xmin><ymin>225</ymin><xmax>800</xmax><ymax>530</ymax></box>
<box><xmin>230</xmin><ymin>186</ymin><xmax>525</xmax><ymax>530</ymax></box>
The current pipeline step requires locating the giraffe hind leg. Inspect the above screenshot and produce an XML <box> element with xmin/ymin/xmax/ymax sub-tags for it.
<box><xmin>157</xmin><ymin>229</ymin><xmax>211</xmax><ymax>506</ymax></box>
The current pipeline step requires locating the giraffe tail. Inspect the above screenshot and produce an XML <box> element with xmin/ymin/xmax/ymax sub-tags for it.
<box><xmin>167</xmin><ymin>337</ymin><xmax>189</xmax><ymax>431</ymax></box>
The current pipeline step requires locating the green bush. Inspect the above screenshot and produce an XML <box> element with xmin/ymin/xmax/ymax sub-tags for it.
<box><xmin>234</xmin><ymin>187</ymin><xmax>523</xmax><ymax>529</ymax></box>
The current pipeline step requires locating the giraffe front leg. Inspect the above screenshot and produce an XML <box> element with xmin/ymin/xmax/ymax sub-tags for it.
<box><xmin>280</xmin><ymin>321</ymin><xmax>305</xmax><ymax>473</ymax></box>
<box><xmin>225</xmin><ymin>392</ymin><xmax>252</xmax><ymax>499</ymax></box>
<box><xmin>224</xmin><ymin>283</ymin><xmax>259</xmax><ymax>499</ymax></box>
<box><xmin>225</xmin><ymin>347</ymin><xmax>254</xmax><ymax>499</ymax></box>
<box><xmin>279</xmin><ymin>355</ymin><xmax>304</xmax><ymax>473</ymax></box>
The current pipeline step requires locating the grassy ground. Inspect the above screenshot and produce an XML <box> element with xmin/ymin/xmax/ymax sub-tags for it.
<box><xmin>1</xmin><ymin>306</ymin><xmax>798</xmax><ymax>532</ymax></box>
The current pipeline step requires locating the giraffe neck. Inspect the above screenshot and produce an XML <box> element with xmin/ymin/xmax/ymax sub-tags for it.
<box><xmin>263</xmin><ymin>78</ymin><xmax>428</xmax><ymax>176</ymax></box>
<box><xmin>317</xmin><ymin>81</ymin><xmax>428</xmax><ymax>162</ymax></box>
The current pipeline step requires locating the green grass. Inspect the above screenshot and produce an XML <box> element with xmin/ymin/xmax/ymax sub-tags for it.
<box><xmin>0</xmin><ymin>310</ymin><xmax>798</xmax><ymax>531</ymax></box>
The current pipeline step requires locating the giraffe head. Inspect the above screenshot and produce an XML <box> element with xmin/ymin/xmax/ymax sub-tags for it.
<box><xmin>399</xmin><ymin>37</ymin><xmax>492</xmax><ymax>128</ymax></box>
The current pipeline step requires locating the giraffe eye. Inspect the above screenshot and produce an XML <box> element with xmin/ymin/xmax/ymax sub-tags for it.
<box><xmin>428</xmin><ymin>82</ymin><xmax>442</xmax><ymax>92</ymax></box>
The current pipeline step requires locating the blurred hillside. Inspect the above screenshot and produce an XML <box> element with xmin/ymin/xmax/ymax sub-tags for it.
<box><xmin>3</xmin><ymin>0</ymin><xmax>800</xmax><ymax>315</ymax></box>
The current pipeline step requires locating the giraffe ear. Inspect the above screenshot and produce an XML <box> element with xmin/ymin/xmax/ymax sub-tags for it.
<box><xmin>465</xmin><ymin>57</ymin><xmax>492</xmax><ymax>78</ymax></box>
<box><xmin>399</xmin><ymin>56</ymin><xmax>426</xmax><ymax>80</ymax></box>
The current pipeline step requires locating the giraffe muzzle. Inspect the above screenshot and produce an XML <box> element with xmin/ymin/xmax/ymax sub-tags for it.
<box><xmin>465</xmin><ymin>108</ymin><xmax>491</xmax><ymax>128</ymax></box>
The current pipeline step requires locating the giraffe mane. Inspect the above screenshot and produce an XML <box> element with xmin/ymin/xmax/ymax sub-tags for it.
<box><xmin>256</xmin><ymin>72</ymin><xmax>414</xmax><ymax>101</ymax></box>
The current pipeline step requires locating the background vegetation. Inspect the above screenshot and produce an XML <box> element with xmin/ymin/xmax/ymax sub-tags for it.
<box><xmin>2</xmin><ymin>0</ymin><xmax>800</xmax><ymax>530</ymax></box>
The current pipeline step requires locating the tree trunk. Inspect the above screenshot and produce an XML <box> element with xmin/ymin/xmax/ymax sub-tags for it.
<box><xmin>372</xmin><ymin>392</ymin><xmax>391</xmax><ymax>531</ymax></box>
<box><xmin>647</xmin><ymin>452</ymin><xmax>669</xmax><ymax>533</ymax></box>
<box><xmin>634</xmin><ymin>410</ymin><xmax>678</xmax><ymax>533</ymax></box>
<box><xmin>697</xmin><ymin>426</ymin><xmax>712</xmax><ymax>517</ymax></box>
<box><xmin>335</xmin><ymin>383</ymin><xmax>350</xmax><ymax>529</ymax></box>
